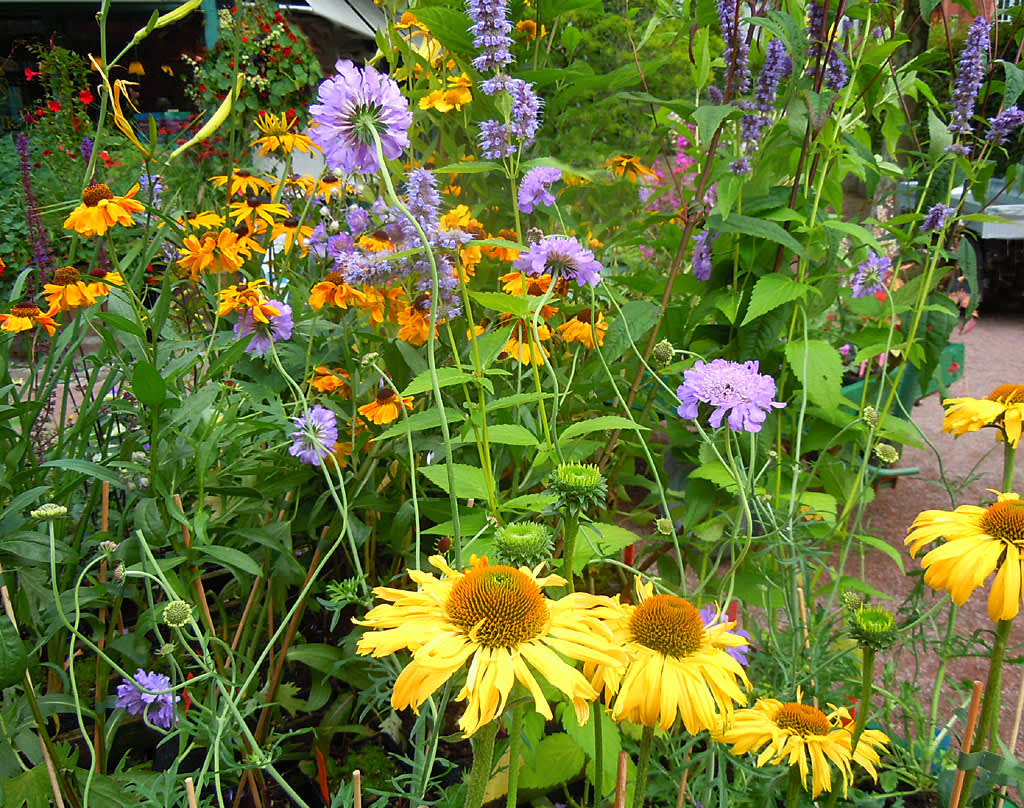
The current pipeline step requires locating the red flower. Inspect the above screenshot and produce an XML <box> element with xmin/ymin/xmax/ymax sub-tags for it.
<box><xmin>34</xmin><ymin>107</ymin><xmax>46</xmax><ymax>117</ymax></box>
<box><xmin>47</xmin><ymin>99</ymin><xmax>61</xmax><ymax>113</ymax></box>
<box><xmin>241</xmin><ymin>35</ymin><xmax>249</xmax><ymax>43</ymax></box>
<box><xmin>25</xmin><ymin>67</ymin><xmax>41</xmax><ymax>81</ymax></box>
<box><xmin>948</xmin><ymin>361</ymin><xmax>962</xmax><ymax>374</ymax></box>
<box><xmin>79</xmin><ymin>89</ymin><xmax>94</xmax><ymax>105</ymax></box>
<box><xmin>282</xmin><ymin>47</ymin><xmax>293</xmax><ymax>57</ymax></box>
<box><xmin>42</xmin><ymin>148</ymin><xmax>52</xmax><ymax>157</ymax></box>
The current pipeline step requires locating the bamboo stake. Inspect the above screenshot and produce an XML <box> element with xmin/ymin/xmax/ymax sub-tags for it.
<box><xmin>674</xmin><ymin>757</ymin><xmax>691</xmax><ymax>808</ymax></box>
<box><xmin>949</xmin><ymin>680</ymin><xmax>984</xmax><ymax>808</ymax></box>
<box><xmin>614</xmin><ymin>750</ymin><xmax>629</xmax><ymax>808</ymax></box>
<box><xmin>353</xmin><ymin>769</ymin><xmax>362</xmax><ymax>808</ymax></box>
<box><xmin>994</xmin><ymin>667</ymin><xmax>1024</xmax><ymax>808</ymax></box>
<box><xmin>185</xmin><ymin>777</ymin><xmax>199</xmax><ymax>808</ymax></box>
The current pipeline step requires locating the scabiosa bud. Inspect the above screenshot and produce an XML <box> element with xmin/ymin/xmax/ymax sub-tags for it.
<box><xmin>99</xmin><ymin>540</ymin><xmax>120</xmax><ymax>556</ymax></box>
<box><xmin>985</xmin><ymin>106</ymin><xmax>1024</xmax><ymax>144</ymax></box>
<box><xmin>841</xmin><ymin>589</ymin><xmax>865</xmax><ymax>613</ymax></box>
<box><xmin>873</xmin><ymin>442</ymin><xmax>900</xmax><ymax>464</ymax></box>
<box><xmin>494</xmin><ymin>521</ymin><xmax>555</xmax><ymax>568</ymax></box>
<box><xmin>922</xmin><ymin>203</ymin><xmax>955</xmax><ymax>233</ymax></box>
<box><xmin>156</xmin><ymin>642</ymin><xmax>176</xmax><ymax>657</ymax></box>
<box><xmin>652</xmin><ymin>339</ymin><xmax>675</xmax><ymax>366</ymax></box>
<box><xmin>692</xmin><ymin>230</ymin><xmax>717</xmax><ymax>281</ymax></box>
<box><xmin>949</xmin><ymin>16</ymin><xmax>991</xmax><ymax>136</ymax></box>
<box><xmin>849</xmin><ymin>604</ymin><xmax>898</xmax><ymax>651</ymax></box>
<box><xmin>862</xmin><ymin>406</ymin><xmax>879</xmax><ymax>428</ymax></box>
<box><xmin>655</xmin><ymin>517</ymin><xmax>674</xmax><ymax>535</ymax></box>
<box><xmin>547</xmin><ymin>462</ymin><xmax>607</xmax><ymax>514</ymax></box>
<box><xmin>31</xmin><ymin>503</ymin><xmax>67</xmax><ymax>521</ymax></box>
<box><xmin>162</xmin><ymin>600</ymin><xmax>192</xmax><ymax>628</ymax></box>
<box><xmin>113</xmin><ymin>562</ymin><xmax>127</xmax><ymax>583</ymax></box>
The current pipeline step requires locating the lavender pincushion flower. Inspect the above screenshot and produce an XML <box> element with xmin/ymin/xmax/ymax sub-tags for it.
<box><xmin>699</xmin><ymin>605</ymin><xmax>751</xmax><ymax>666</ymax></box>
<box><xmin>949</xmin><ymin>16</ymin><xmax>991</xmax><ymax>136</ymax></box>
<box><xmin>290</xmin><ymin>404</ymin><xmax>339</xmax><ymax>466</ymax></box>
<box><xmin>850</xmin><ymin>251</ymin><xmax>892</xmax><ymax>298</ymax></box>
<box><xmin>518</xmin><ymin>166</ymin><xmax>562</xmax><ymax>213</ymax></box>
<box><xmin>309</xmin><ymin>60</ymin><xmax>412</xmax><ymax>175</ymax></box>
<box><xmin>513</xmin><ymin>235</ymin><xmax>602</xmax><ymax>286</ymax></box>
<box><xmin>116</xmin><ymin>669</ymin><xmax>179</xmax><ymax>730</ymax></box>
<box><xmin>922</xmin><ymin>203</ymin><xmax>955</xmax><ymax>233</ymax></box>
<box><xmin>676</xmin><ymin>358</ymin><xmax>786</xmax><ymax>432</ymax></box>
<box><xmin>234</xmin><ymin>300</ymin><xmax>293</xmax><ymax>357</ymax></box>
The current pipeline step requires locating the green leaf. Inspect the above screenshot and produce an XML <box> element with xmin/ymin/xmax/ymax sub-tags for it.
<box><xmin>557</xmin><ymin>703</ymin><xmax>622</xmax><ymax>799</ymax></box>
<box><xmin>131</xmin><ymin>360</ymin><xmax>167</xmax><ymax>409</ymax></box>
<box><xmin>689</xmin><ymin>460</ymin><xmax>739</xmax><ymax>493</ymax></box>
<box><xmin>41</xmin><ymin>458</ymin><xmax>124</xmax><ymax>488</ymax></box>
<box><xmin>1</xmin><ymin>765</ymin><xmax>52</xmax><ymax>808</ymax></box>
<box><xmin>419</xmin><ymin>463</ymin><xmax>490</xmax><ymax>500</ymax></box>
<box><xmin>820</xmin><ymin>219</ymin><xmax>882</xmax><ymax>251</ymax></box>
<box><xmin>401</xmin><ymin>367</ymin><xmax>479</xmax><ymax>397</ymax></box>
<box><xmin>97</xmin><ymin>310</ymin><xmax>146</xmax><ymax>339</ymax></box>
<box><xmin>499</xmin><ymin>493</ymin><xmax>557</xmax><ymax>512</ymax></box>
<box><xmin>928</xmin><ymin>108</ymin><xmax>953</xmax><ymax>161</ymax></box>
<box><xmin>517</xmin><ymin>733</ymin><xmax>585</xmax><ymax>791</ymax></box>
<box><xmin>691</xmin><ymin>104</ymin><xmax>736</xmax><ymax>145</ymax></box>
<box><xmin>459</xmin><ymin>423</ymin><xmax>538</xmax><ymax>446</ymax></box>
<box><xmin>1003</xmin><ymin>60</ymin><xmax>1024</xmax><ymax>107</ymax></box>
<box><xmin>286</xmin><ymin>643</ymin><xmax>345</xmax><ymax>676</ymax></box>
<box><xmin>468</xmin><ymin>290</ymin><xmax>530</xmax><ymax>317</ymax></box>
<box><xmin>574</xmin><ymin>521</ymin><xmax>642</xmax><ymax>572</ymax></box>
<box><xmin>375</xmin><ymin>408</ymin><xmax>465</xmax><ymax>441</ymax></box>
<box><xmin>601</xmin><ymin>300</ymin><xmax>661</xmax><ymax>364</ymax></box>
<box><xmin>853</xmin><ymin>533</ymin><xmax>905</xmax><ymax>574</ymax></box>
<box><xmin>560</xmin><ymin>415</ymin><xmax>647</xmax><ymax>442</ymax></box>
<box><xmin>741</xmin><ymin>275</ymin><xmax>813</xmax><ymax>325</ymax></box>
<box><xmin>433</xmin><ymin>159</ymin><xmax>504</xmax><ymax>175</ymax></box>
<box><xmin>785</xmin><ymin>339</ymin><xmax>843</xmax><ymax>409</ymax></box>
<box><xmin>707</xmin><ymin>213</ymin><xmax>808</xmax><ymax>260</ymax></box>
<box><xmin>0</xmin><ymin>617</ymin><xmax>27</xmax><ymax>688</ymax></box>
<box><xmin>194</xmin><ymin>544</ymin><xmax>262</xmax><ymax>578</ymax></box>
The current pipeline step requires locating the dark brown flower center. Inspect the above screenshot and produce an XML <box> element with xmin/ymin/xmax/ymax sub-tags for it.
<box><xmin>52</xmin><ymin>266</ymin><xmax>80</xmax><ymax>286</ymax></box>
<box><xmin>236</xmin><ymin>169</ymin><xmax>252</xmax><ymax>178</ymax></box>
<box><xmin>445</xmin><ymin>565</ymin><xmax>548</xmax><ymax>648</ymax></box>
<box><xmin>283</xmin><ymin>217</ymin><xmax>299</xmax><ymax>228</ymax></box>
<box><xmin>774</xmin><ymin>702</ymin><xmax>831</xmax><ymax>736</ymax></box>
<box><xmin>575</xmin><ymin>308</ymin><xmax>593</xmax><ymax>323</ymax></box>
<box><xmin>980</xmin><ymin>500</ymin><xmax>1024</xmax><ymax>547</ymax></box>
<box><xmin>988</xmin><ymin>384</ymin><xmax>1024</xmax><ymax>405</ymax></box>
<box><xmin>322</xmin><ymin>173</ymin><xmax>339</xmax><ymax>184</ymax></box>
<box><xmin>376</xmin><ymin>388</ymin><xmax>396</xmax><ymax>403</ymax></box>
<box><xmin>10</xmin><ymin>303</ymin><xmax>42</xmax><ymax>318</ymax></box>
<box><xmin>324</xmin><ymin>272</ymin><xmax>345</xmax><ymax>285</ymax></box>
<box><xmin>629</xmin><ymin>594</ymin><xmax>705</xmax><ymax>658</ymax></box>
<box><xmin>82</xmin><ymin>183</ymin><xmax>114</xmax><ymax>206</ymax></box>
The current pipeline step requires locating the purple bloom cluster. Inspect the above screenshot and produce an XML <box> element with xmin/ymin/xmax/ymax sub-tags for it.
<box><xmin>922</xmin><ymin>203</ymin><xmax>955</xmax><ymax>233</ymax></box>
<box><xmin>716</xmin><ymin>0</ymin><xmax>751</xmax><ymax>95</ymax></box>
<box><xmin>698</xmin><ymin>604</ymin><xmax>751</xmax><ymax>666</ymax></box>
<box><xmin>345</xmin><ymin>205</ymin><xmax>371</xmax><ymax>235</ymax></box>
<box><xmin>466</xmin><ymin>0</ymin><xmax>514</xmax><ymax>72</ymax></box>
<box><xmin>949</xmin><ymin>16</ymin><xmax>991</xmax><ymax>135</ymax></box>
<box><xmin>729</xmin><ymin>157</ymin><xmax>751</xmax><ymax>175</ymax></box>
<box><xmin>234</xmin><ymin>300</ymin><xmax>293</xmax><ymax>357</ymax></box>
<box><xmin>79</xmin><ymin>136</ymin><xmax>94</xmax><ymax>163</ymax></box>
<box><xmin>478</xmin><ymin>77</ymin><xmax>544</xmax><ymax>158</ymax></box>
<box><xmin>116</xmin><ymin>669</ymin><xmax>179</xmax><ymax>730</ymax></box>
<box><xmin>15</xmin><ymin>134</ymin><xmax>54</xmax><ymax>290</ymax></box>
<box><xmin>139</xmin><ymin>173</ymin><xmax>164</xmax><ymax>204</ymax></box>
<box><xmin>405</xmin><ymin>168</ymin><xmax>441</xmax><ymax>232</ymax></box>
<box><xmin>676</xmin><ymin>358</ymin><xmax>786</xmax><ymax>432</ymax></box>
<box><xmin>518</xmin><ymin>166</ymin><xmax>562</xmax><ymax>213</ymax></box>
<box><xmin>850</xmin><ymin>251</ymin><xmax>892</xmax><ymax>298</ymax></box>
<box><xmin>289</xmin><ymin>404</ymin><xmax>339</xmax><ymax>466</ymax></box>
<box><xmin>985</xmin><ymin>106</ymin><xmax>1024</xmax><ymax>144</ymax></box>
<box><xmin>309</xmin><ymin>60</ymin><xmax>413</xmax><ymax>175</ymax></box>
<box><xmin>692</xmin><ymin>230</ymin><xmax>717</xmax><ymax>281</ymax></box>
<box><xmin>513</xmin><ymin>235</ymin><xmax>602</xmax><ymax>286</ymax></box>
<box><xmin>805</xmin><ymin>3</ymin><xmax>849</xmax><ymax>91</ymax></box>
<box><xmin>742</xmin><ymin>39</ymin><xmax>792</xmax><ymax>144</ymax></box>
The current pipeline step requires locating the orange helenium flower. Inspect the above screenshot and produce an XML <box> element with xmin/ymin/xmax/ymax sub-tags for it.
<box><xmin>217</xmin><ymin>280</ymin><xmax>280</xmax><ymax>324</ymax></box>
<box><xmin>64</xmin><ymin>183</ymin><xmax>145</xmax><ymax>237</ymax></box>
<box><xmin>309</xmin><ymin>272</ymin><xmax>365</xmax><ymax>311</ymax></box>
<box><xmin>209</xmin><ymin>169</ymin><xmax>270</xmax><ymax>197</ymax></box>
<box><xmin>0</xmin><ymin>302</ymin><xmax>59</xmax><ymax>336</ymax></box>
<box><xmin>557</xmin><ymin>308</ymin><xmax>608</xmax><ymax>348</ymax></box>
<box><xmin>358</xmin><ymin>387</ymin><xmax>414</xmax><ymax>425</ymax></box>
<box><xmin>42</xmin><ymin>266</ymin><xmax>100</xmax><ymax>313</ymax></box>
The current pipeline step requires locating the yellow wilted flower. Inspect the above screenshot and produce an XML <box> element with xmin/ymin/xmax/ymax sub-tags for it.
<box><xmin>170</xmin><ymin>73</ymin><xmax>244</xmax><ymax>160</ymax></box>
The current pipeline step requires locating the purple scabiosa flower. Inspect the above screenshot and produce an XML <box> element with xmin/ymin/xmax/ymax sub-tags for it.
<box><xmin>518</xmin><ymin>166</ymin><xmax>562</xmax><ymax>213</ymax></box>
<box><xmin>922</xmin><ymin>203</ymin><xmax>955</xmax><ymax>233</ymax></box>
<box><xmin>692</xmin><ymin>230</ymin><xmax>717</xmax><ymax>281</ymax></box>
<box><xmin>116</xmin><ymin>669</ymin><xmax>179</xmax><ymax>730</ymax></box>
<box><xmin>949</xmin><ymin>16</ymin><xmax>990</xmax><ymax>136</ymax></box>
<box><xmin>985</xmin><ymin>106</ymin><xmax>1024</xmax><ymax>144</ymax></box>
<box><xmin>289</xmin><ymin>404</ymin><xmax>339</xmax><ymax>466</ymax></box>
<box><xmin>234</xmin><ymin>300</ymin><xmax>293</xmax><ymax>357</ymax></box>
<box><xmin>676</xmin><ymin>358</ymin><xmax>786</xmax><ymax>432</ymax></box>
<box><xmin>850</xmin><ymin>251</ymin><xmax>892</xmax><ymax>298</ymax></box>
<box><xmin>699</xmin><ymin>605</ymin><xmax>751</xmax><ymax>666</ymax></box>
<box><xmin>309</xmin><ymin>60</ymin><xmax>413</xmax><ymax>175</ymax></box>
<box><xmin>513</xmin><ymin>235</ymin><xmax>603</xmax><ymax>286</ymax></box>
<box><xmin>467</xmin><ymin>0</ymin><xmax>513</xmax><ymax>72</ymax></box>
<box><xmin>717</xmin><ymin>0</ymin><xmax>751</xmax><ymax>95</ymax></box>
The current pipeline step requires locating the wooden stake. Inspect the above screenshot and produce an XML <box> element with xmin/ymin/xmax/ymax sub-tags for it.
<box><xmin>614</xmin><ymin>750</ymin><xmax>629</xmax><ymax>808</ymax></box>
<box><xmin>353</xmin><ymin>769</ymin><xmax>362</xmax><ymax>808</ymax></box>
<box><xmin>674</xmin><ymin>756</ymin><xmax>691</xmax><ymax>808</ymax></box>
<box><xmin>949</xmin><ymin>680</ymin><xmax>984</xmax><ymax>808</ymax></box>
<box><xmin>185</xmin><ymin>777</ymin><xmax>198</xmax><ymax>808</ymax></box>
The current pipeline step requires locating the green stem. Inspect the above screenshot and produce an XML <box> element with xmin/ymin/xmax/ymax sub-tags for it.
<box><xmin>1002</xmin><ymin>443</ymin><xmax>1017</xmax><ymax>493</ymax></box>
<box><xmin>466</xmin><ymin>720</ymin><xmax>499</xmax><ymax>808</ymax></box>
<box><xmin>561</xmin><ymin>511</ymin><xmax>579</xmax><ymax>593</ymax></box>
<box><xmin>593</xmin><ymin>706</ymin><xmax>604</xmax><ymax>808</ymax></box>
<box><xmin>850</xmin><ymin>647</ymin><xmax>876</xmax><ymax>754</ymax></box>
<box><xmin>785</xmin><ymin>765</ymin><xmax>804</xmax><ymax>808</ymax></box>
<box><xmin>631</xmin><ymin>726</ymin><xmax>655</xmax><ymax>808</ymax></box>
<box><xmin>506</xmin><ymin>700</ymin><xmax>523</xmax><ymax>808</ymax></box>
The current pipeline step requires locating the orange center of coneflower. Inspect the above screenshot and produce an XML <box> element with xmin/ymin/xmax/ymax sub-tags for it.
<box><xmin>82</xmin><ymin>183</ymin><xmax>114</xmax><ymax>206</ymax></box>
<box><xmin>52</xmin><ymin>266</ymin><xmax>81</xmax><ymax>285</ymax></box>
<box><xmin>445</xmin><ymin>565</ymin><xmax>548</xmax><ymax>647</ymax></box>
<box><xmin>629</xmin><ymin>594</ymin><xmax>705</xmax><ymax>658</ymax></box>
<box><xmin>980</xmin><ymin>500</ymin><xmax>1024</xmax><ymax>547</ymax></box>
<box><xmin>575</xmin><ymin>308</ymin><xmax>594</xmax><ymax>323</ymax></box>
<box><xmin>774</xmin><ymin>702</ymin><xmax>831</xmax><ymax>736</ymax></box>
<box><xmin>376</xmin><ymin>388</ymin><xmax>397</xmax><ymax>404</ymax></box>
<box><xmin>988</xmin><ymin>385</ymin><xmax>1024</xmax><ymax>404</ymax></box>
<box><xmin>10</xmin><ymin>303</ymin><xmax>42</xmax><ymax>318</ymax></box>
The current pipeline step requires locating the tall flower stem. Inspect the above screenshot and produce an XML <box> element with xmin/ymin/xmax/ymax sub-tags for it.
<box><xmin>850</xmin><ymin>647</ymin><xmax>876</xmax><ymax>753</ymax></box>
<box><xmin>506</xmin><ymin>699</ymin><xmax>524</xmax><ymax>808</ymax></box>
<box><xmin>593</xmin><ymin>706</ymin><xmax>605</xmax><ymax>808</ymax></box>
<box><xmin>631</xmin><ymin>726</ymin><xmax>655</xmax><ymax>808</ymax></box>
<box><xmin>956</xmin><ymin>618</ymin><xmax>1014</xmax><ymax>808</ymax></box>
<box><xmin>1002</xmin><ymin>443</ymin><xmax>1017</xmax><ymax>492</ymax></box>
<box><xmin>785</xmin><ymin>765</ymin><xmax>803</xmax><ymax>808</ymax></box>
<box><xmin>466</xmin><ymin>720</ymin><xmax>499</xmax><ymax>808</ymax></box>
<box><xmin>561</xmin><ymin>511</ymin><xmax>579</xmax><ymax>593</ymax></box>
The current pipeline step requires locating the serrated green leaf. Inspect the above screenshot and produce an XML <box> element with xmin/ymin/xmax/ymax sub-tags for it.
<box><xmin>785</xmin><ymin>338</ymin><xmax>843</xmax><ymax>409</ymax></box>
<box><xmin>401</xmin><ymin>367</ymin><xmax>480</xmax><ymax>397</ymax></box>
<box><xmin>689</xmin><ymin>460</ymin><xmax>739</xmax><ymax>493</ymax></box>
<box><xmin>691</xmin><ymin>104</ymin><xmax>736</xmax><ymax>144</ymax></box>
<box><xmin>419</xmin><ymin>463</ymin><xmax>490</xmax><ymax>499</ymax></box>
<box><xmin>459</xmin><ymin>423</ymin><xmax>538</xmax><ymax>446</ymax></box>
<box><xmin>560</xmin><ymin>415</ymin><xmax>648</xmax><ymax>441</ymax></box>
<box><xmin>741</xmin><ymin>275</ymin><xmax>813</xmax><ymax>325</ymax></box>
<box><xmin>468</xmin><ymin>290</ymin><xmax>530</xmax><ymax>317</ymax></box>
<box><xmin>708</xmin><ymin>213</ymin><xmax>808</xmax><ymax>260</ymax></box>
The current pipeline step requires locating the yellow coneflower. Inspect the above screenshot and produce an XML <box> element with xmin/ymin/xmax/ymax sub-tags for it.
<box><xmin>180</xmin><ymin>210</ymin><xmax>225</xmax><ymax>230</ymax></box>
<box><xmin>557</xmin><ymin>308</ymin><xmax>608</xmax><ymax>348</ymax></box>
<box><xmin>250</xmin><ymin>110</ymin><xmax>320</xmax><ymax>157</ymax></box>
<box><xmin>586</xmin><ymin>579</ymin><xmax>749</xmax><ymax>733</ymax></box>
<box><xmin>228</xmin><ymin>195</ymin><xmax>290</xmax><ymax>231</ymax></box>
<box><xmin>0</xmin><ymin>302</ymin><xmax>59</xmax><ymax>336</ymax></box>
<box><xmin>943</xmin><ymin>385</ymin><xmax>1024</xmax><ymax>448</ymax></box>
<box><xmin>177</xmin><ymin>229</ymin><xmax>246</xmax><ymax>279</ymax></box>
<box><xmin>268</xmin><ymin>173</ymin><xmax>316</xmax><ymax>199</ymax></box>
<box><xmin>357</xmin><ymin>386</ymin><xmax>414</xmax><ymax>425</ymax></box>
<box><xmin>310</xmin><ymin>366</ymin><xmax>351</xmax><ymax>396</ymax></box>
<box><xmin>216</xmin><ymin>279</ymin><xmax>280</xmax><ymax>323</ymax></box>
<box><xmin>64</xmin><ymin>183</ymin><xmax>145</xmax><ymax>237</ymax></box>
<box><xmin>42</xmin><ymin>266</ymin><xmax>100</xmax><ymax>313</ymax></box>
<box><xmin>604</xmin><ymin>155</ymin><xmax>658</xmax><ymax>183</ymax></box>
<box><xmin>716</xmin><ymin>693</ymin><xmax>889</xmax><ymax>798</ymax></box>
<box><xmin>395</xmin><ymin>294</ymin><xmax>438</xmax><ymax>346</ymax></box>
<box><xmin>317</xmin><ymin>173</ymin><xmax>345</xmax><ymax>203</ymax></box>
<box><xmin>356</xmin><ymin>554</ymin><xmax>626</xmax><ymax>736</ymax></box>
<box><xmin>906</xmin><ymin>492</ymin><xmax>1024</xmax><ymax>621</ymax></box>
<box><xmin>208</xmin><ymin>169</ymin><xmax>270</xmax><ymax>198</ymax></box>
<box><xmin>500</xmin><ymin>318</ymin><xmax>552</xmax><ymax>366</ymax></box>
<box><xmin>308</xmin><ymin>272</ymin><xmax>365</xmax><ymax>311</ymax></box>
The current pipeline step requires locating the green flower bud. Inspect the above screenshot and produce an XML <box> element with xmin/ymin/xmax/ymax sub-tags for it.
<box><xmin>651</xmin><ymin>339</ymin><xmax>675</xmax><ymax>367</ymax></box>
<box><xmin>655</xmin><ymin>518</ymin><xmax>674</xmax><ymax>536</ymax></box>
<box><xmin>157</xmin><ymin>642</ymin><xmax>176</xmax><ymax>657</ymax></box>
<box><xmin>841</xmin><ymin>590</ymin><xmax>865</xmax><ymax>613</ymax></box>
<box><xmin>494</xmin><ymin>521</ymin><xmax>554</xmax><ymax>568</ymax></box>
<box><xmin>325</xmin><ymin>578</ymin><xmax>362</xmax><ymax>606</ymax></box>
<box><xmin>31</xmin><ymin>503</ymin><xmax>68</xmax><ymax>521</ymax></box>
<box><xmin>99</xmin><ymin>540</ymin><xmax>119</xmax><ymax>556</ymax></box>
<box><xmin>547</xmin><ymin>462</ymin><xmax>607</xmax><ymax>514</ymax></box>
<box><xmin>873</xmin><ymin>443</ymin><xmax>900</xmax><ymax>464</ymax></box>
<box><xmin>849</xmin><ymin>604</ymin><xmax>898</xmax><ymax>651</ymax></box>
<box><xmin>162</xmin><ymin>600</ymin><xmax>193</xmax><ymax>628</ymax></box>
<box><xmin>862</xmin><ymin>406</ymin><xmax>879</xmax><ymax>428</ymax></box>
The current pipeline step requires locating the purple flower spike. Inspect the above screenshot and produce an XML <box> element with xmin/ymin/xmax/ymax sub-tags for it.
<box><xmin>699</xmin><ymin>604</ymin><xmax>751</xmax><ymax>666</ymax></box>
<box><xmin>289</xmin><ymin>404</ymin><xmax>338</xmax><ymax>466</ymax></box>
<box><xmin>518</xmin><ymin>166</ymin><xmax>562</xmax><ymax>213</ymax></box>
<box><xmin>467</xmin><ymin>0</ymin><xmax>514</xmax><ymax>72</ymax></box>
<box><xmin>850</xmin><ymin>251</ymin><xmax>892</xmax><ymax>298</ymax></box>
<box><xmin>309</xmin><ymin>60</ymin><xmax>412</xmax><ymax>175</ymax></box>
<box><xmin>676</xmin><ymin>358</ymin><xmax>786</xmax><ymax>432</ymax></box>
<box><xmin>513</xmin><ymin>235</ymin><xmax>603</xmax><ymax>287</ymax></box>
<box><xmin>235</xmin><ymin>300</ymin><xmax>293</xmax><ymax>357</ymax></box>
<box><xmin>922</xmin><ymin>203</ymin><xmax>955</xmax><ymax>233</ymax></box>
<box><xmin>692</xmin><ymin>230</ymin><xmax>717</xmax><ymax>281</ymax></box>
<box><xmin>116</xmin><ymin>669</ymin><xmax>179</xmax><ymax>730</ymax></box>
<box><xmin>949</xmin><ymin>17</ymin><xmax>991</xmax><ymax>136</ymax></box>
<box><xmin>985</xmin><ymin>106</ymin><xmax>1024</xmax><ymax>144</ymax></box>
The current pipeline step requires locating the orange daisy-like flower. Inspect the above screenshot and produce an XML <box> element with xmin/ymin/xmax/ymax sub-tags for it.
<box><xmin>906</xmin><ymin>492</ymin><xmax>1024</xmax><ymax>621</ymax></box>
<box><xmin>357</xmin><ymin>231</ymin><xmax>395</xmax><ymax>253</ymax></box>
<box><xmin>557</xmin><ymin>308</ymin><xmax>608</xmax><ymax>349</ymax></box>
<box><xmin>499</xmin><ymin>272</ymin><xmax>559</xmax><ymax>320</ymax></box>
<box><xmin>251</xmin><ymin>111</ymin><xmax>320</xmax><ymax>157</ymax></box>
<box><xmin>217</xmin><ymin>279</ymin><xmax>280</xmax><ymax>324</ymax></box>
<box><xmin>309</xmin><ymin>272</ymin><xmax>365</xmax><ymax>311</ymax></box>
<box><xmin>0</xmin><ymin>302</ymin><xmax>59</xmax><ymax>336</ymax></box>
<box><xmin>179</xmin><ymin>210</ymin><xmax>226</xmax><ymax>230</ymax></box>
<box><xmin>209</xmin><ymin>169</ymin><xmax>270</xmax><ymax>198</ymax></box>
<box><xmin>395</xmin><ymin>294</ymin><xmax>439</xmax><ymax>346</ymax></box>
<box><xmin>310</xmin><ymin>366</ymin><xmax>351</xmax><ymax>396</ymax></box>
<box><xmin>270</xmin><ymin>218</ymin><xmax>314</xmax><ymax>255</ymax></box>
<box><xmin>268</xmin><ymin>173</ymin><xmax>316</xmax><ymax>199</ymax></box>
<box><xmin>483</xmin><ymin>228</ymin><xmax>521</xmax><ymax>263</ymax></box>
<box><xmin>42</xmin><ymin>266</ymin><xmax>101</xmax><ymax>313</ymax></box>
<box><xmin>358</xmin><ymin>386</ymin><xmax>415</xmax><ymax>425</ymax></box>
<box><xmin>85</xmin><ymin>270</ymin><xmax>123</xmax><ymax>298</ymax></box>
<box><xmin>604</xmin><ymin>155</ymin><xmax>658</xmax><ymax>183</ymax></box>
<box><xmin>501</xmin><ymin>318</ymin><xmax>552</xmax><ymax>366</ymax></box>
<box><xmin>357</xmin><ymin>286</ymin><xmax>406</xmax><ymax>326</ymax></box>
<box><xmin>228</xmin><ymin>195</ymin><xmax>290</xmax><ymax>231</ymax></box>
<box><xmin>515</xmin><ymin>19</ymin><xmax>546</xmax><ymax>39</ymax></box>
<box><xmin>317</xmin><ymin>173</ymin><xmax>345</xmax><ymax>202</ymax></box>
<box><xmin>177</xmin><ymin>229</ymin><xmax>247</xmax><ymax>280</ymax></box>
<box><xmin>63</xmin><ymin>183</ymin><xmax>145</xmax><ymax>237</ymax></box>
